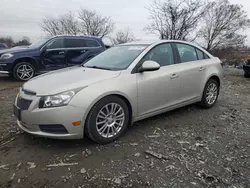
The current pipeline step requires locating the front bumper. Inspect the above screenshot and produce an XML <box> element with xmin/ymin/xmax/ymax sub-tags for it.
<box><xmin>14</xmin><ymin>90</ymin><xmax>87</xmax><ymax>139</ymax></box>
<box><xmin>0</xmin><ymin>61</ymin><xmax>13</xmax><ymax>73</ymax></box>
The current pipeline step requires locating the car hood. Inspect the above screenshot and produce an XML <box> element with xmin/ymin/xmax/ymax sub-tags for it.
<box><xmin>23</xmin><ymin>66</ymin><xmax>121</xmax><ymax>96</ymax></box>
<box><xmin>0</xmin><ymin>47</ymin><xmax>34</xmax><ymax>55</ymax></box>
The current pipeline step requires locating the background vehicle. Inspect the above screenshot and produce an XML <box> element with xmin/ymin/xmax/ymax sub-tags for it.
<box><xmin>243</xmin><ymin>55</ymin><xmax>250</xmax><ymax>78</ymax></box>
<box><xmin>0</xmin><ymin>36</ymin><xmax>106</xmax><ymax>81</ymax></box>
<box><xmin>0</xmin><ymin>43</ymin><xmax>8</xmax><ymax>50</ymax></box>
<box><xmin>14</xmin><ymin>40</ymin><xmax>223</xmax><ymax>144</ymax></box>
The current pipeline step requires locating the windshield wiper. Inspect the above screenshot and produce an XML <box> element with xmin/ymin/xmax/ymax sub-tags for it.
<box><xmin>84</xmin><ymin>65</ymin><xmax>112</xmax><ymax>70</ymax></box>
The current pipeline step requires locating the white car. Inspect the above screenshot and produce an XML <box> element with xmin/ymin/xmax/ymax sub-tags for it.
<box><xmin>14</xmin><ymin>40</ymin><xmax>223</xmax><ymax>144</ymax></box>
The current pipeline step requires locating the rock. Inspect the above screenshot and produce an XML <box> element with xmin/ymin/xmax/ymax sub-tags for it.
<box><xmin>17</xmin><ymin>179</ymin><xmax>21</xmax><ymax>183</ymax></box>
<box><xmin>69</xmin><ymin>154</ymin><xmax>77</xmax><ymax>158</ymax></box>
<box><xmin>16</xmin><ymin>162</ymin><xmax>22</xmax><ymax>170</ymax></box>
<box><xmin>134</xmin><ymin>153</ymin><xmax>140</xmax><ymax>157</ymax></box>
<box><xmin>144</xmin><ymin>150</ymin><xmax>168</xmax><ymax>160</ymax></box>
<box><xmin>195</xmin><ymin>143</ymin><xmax>204</xmax><ymax>147</ymax></box>
<box><xmin>80</xmin><ymin>168</ymin><xmax>86</xmax><ymax>174</ymax></box>
<box><xmin>0</xmin><ymin>164</ymin><xmax>9</xmax><ymax>170</ymax></box>
<box><xmin>86</xmin><ymin>149</ymin><xmax>92</xmax><ymax>155</ymax></box>
<box><xmin>130</xmin><ymin>143</ymin><xmax>138</xmax><ymax>146</ymax></box>
<box><xmin>114</xmin><ymin>178</ymin><xmax>122</xmax><ymax>185</ymax></box>
<box><xmin>27</xmin><ymin>162</ymin><xmax>36</xmax><ymax>169</ymax></box>
<box><xmin>148</xmin><ymin>134</ymin><xmax>160</xmax><ymax>138</ymax></box>
<box><xmin>83</xmin><ymin>149</ymin><xmax>92</xmax><ymax>157</ymax></box>
<box><xmin>178</xmin><ymin>141</ymin><xmax>190</xmax><ymax>144</ymax></box>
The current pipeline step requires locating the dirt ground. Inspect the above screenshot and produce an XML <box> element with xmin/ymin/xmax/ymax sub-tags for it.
<box><xmin>0</xmin><ymin>69</ymin><xmax>250</xmax><ymax>188</ymax></box>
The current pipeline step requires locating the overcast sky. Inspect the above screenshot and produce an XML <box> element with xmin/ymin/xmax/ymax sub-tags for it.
<box><xmin>0</xmin><ymin>0</ymin><xmax>250</xmax><ymax>44</ymax></box>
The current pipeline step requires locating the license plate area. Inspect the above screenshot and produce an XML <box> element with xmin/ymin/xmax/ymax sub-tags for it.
<box><xmin>13</xmin><ymin>105</ymin><xmax>21</xmax><ymax>121</ymax></box>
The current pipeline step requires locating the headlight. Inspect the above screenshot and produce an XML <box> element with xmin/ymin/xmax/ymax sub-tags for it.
<box><xmin>39</xmin><ymin>90</ymin><xmax>78</xmax><ymax>108</ymax></box>
<box><xmin>0</xmin><ymin>53</ymin><xmax>14</xmax><ymax>60</ymax></box>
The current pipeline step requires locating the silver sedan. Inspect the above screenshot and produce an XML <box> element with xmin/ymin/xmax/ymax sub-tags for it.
<box><xmin>13</xmin><ymin>40</ymin><xmax>223</xmax><ymax>144</ymax></box>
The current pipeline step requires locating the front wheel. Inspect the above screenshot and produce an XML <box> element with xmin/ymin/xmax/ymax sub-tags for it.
<box><xmin>199</xmin><ymin>79</ymin><xmax>219</xmax><ymax>109</ymax></box>
<box><xmin>85</xmin><ymin>96</ymin><xmax>129</xmax><ymax>144</ymax></box>
<box><xmin>13</xmin><ymin>62</ymin><xmax>35</xmax><ymax>81</ymax></box>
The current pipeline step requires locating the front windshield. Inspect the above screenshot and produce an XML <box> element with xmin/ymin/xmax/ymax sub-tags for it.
<box><xmin>84</xmin><ymin>45</ymin><xmax>147</xmax><ymax>70</ymax></box>
<box><xmin>29</xmin><ymin>38</ymin><xmax>51</xmax><ymax>48</ymax></box>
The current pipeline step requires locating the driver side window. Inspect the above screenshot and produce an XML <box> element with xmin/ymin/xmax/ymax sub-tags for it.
<box><xmin>46</xmin><ymin>38</ymin><xmax>64</xmax><ymax>49</ymax></box>
<box><xmin>142</xmin><ymin>43</ymin><xmax>174</xmax><ymax>67</ymax></box>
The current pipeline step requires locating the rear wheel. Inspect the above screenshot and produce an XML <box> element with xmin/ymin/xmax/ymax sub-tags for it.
<box><xmin>85</xmin><ymin>96</ymin><xmax>129</xmax><ymax>144</ymax></box>
<box><xmin>199</xmin><ymin>79</ymin><xmax>219</xmax><ymax>109</ymax></box>
<box><xmin>13</xmin><ymin>62</ymin><xmax>35</xmax><ymax>81</ymax></box>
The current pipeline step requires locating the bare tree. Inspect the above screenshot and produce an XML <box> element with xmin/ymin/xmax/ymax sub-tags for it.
<box><xmin>145</xmin><ymin>0</ymin><xmax>207</xmax><ymax>41</ymax></box>
<box><xmin>114</xmin><ymin>28</ymin><xmax>135</xmax><ymax>44</ymax></box>
<box><xmin>78</xmin><ymin>8</ymin><xmax>114</xmax><ymax>37</ymax></box>
<box><xmin>0</xmin><ymin>36</ymin><xmax>14</xmax><ymax>47</ymax></box>
<box><xmin>199</xmin><ymin>0</ymin><xmax>250</xmax><ymax>52</ymax></box>
<box><xmin>41</xmin><ymin>12</ymin><xmax>79</xmax><ymax>36</ymax></box>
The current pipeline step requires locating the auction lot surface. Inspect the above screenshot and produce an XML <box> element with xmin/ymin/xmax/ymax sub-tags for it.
<box><xmin>0</xmin><ymin>69</ymin><xmax>250</xmax><ymax>188</ymax></box>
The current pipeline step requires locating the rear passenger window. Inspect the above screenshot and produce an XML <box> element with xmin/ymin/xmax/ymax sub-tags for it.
<box><xmin>65</xmin><ymin>39</ymin><xmax>86</xmax><ymax>48</ymax></box>
<box><xmin>196</xmin><ymin>48</ymin><xmax>210</xmax><ymax>60</ymax></box>
<box><xmin>196</xmin><ymin>49</ymin><xmax>205</xmax><ymax>60</ymax></box>
<box><xmin>176</xmin><ymin>43</ymin><xmax>198</xmax><ymax>63</ymax></box>
<box><xmin>85</xmin><ymin>39</ymin><xmax>100</xmax><ymax>47</ymax></box>
<box><xmin>204</xmin><ymin>54</ymin><xmax>210</xmax><ymax>59</ymax></box>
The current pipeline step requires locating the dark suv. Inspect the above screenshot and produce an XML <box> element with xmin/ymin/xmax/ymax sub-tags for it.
<box><xmin>0</xmin><ymin>36</ymin><xmax>106</xmax><ymax>81</ymax></box>
<box><xmin>0</xmin><ymin>43</ymin><xmax>8</xmax><ymax>50</ymax></box>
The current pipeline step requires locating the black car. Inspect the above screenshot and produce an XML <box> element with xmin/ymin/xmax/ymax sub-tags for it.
<box><xmin>0</xmin><ymin>36</ymin><xmax>106</xmax><ymax>81</ymax></box>
<box><xmin>243</xmin><ymin>56</ymin><xmax>250</xmax><ymax>78</ymax></box>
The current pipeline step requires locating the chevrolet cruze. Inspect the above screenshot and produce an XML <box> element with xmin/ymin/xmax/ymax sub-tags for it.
<box><xmin>13</xmin><ymin>40</ymin><xmax>223</xmax><ymax>144</ymax></box>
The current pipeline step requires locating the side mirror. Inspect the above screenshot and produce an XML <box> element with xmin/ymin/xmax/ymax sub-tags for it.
<box><xmin>139</xmin><ymin>60</ymin><xmax>160</xmax><ymax>72</ymax></box>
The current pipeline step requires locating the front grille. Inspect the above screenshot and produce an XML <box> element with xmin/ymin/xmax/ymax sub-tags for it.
<box><xmin>16</xmin><ymin>97</ymin><xmax>32</xmax><ymax>110</ymax></box>
<box><xmin>39</xmin><ymin>125</ymin><xmax>68</xmax><ymax>134</ymax></box>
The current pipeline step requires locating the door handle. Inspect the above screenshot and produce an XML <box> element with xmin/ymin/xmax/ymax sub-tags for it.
<box><xmin>59</xmin><ymin>51</ymin><xmax>65</xmax><ymax>55</ymax></box>
<box><xmin>80</xmin><ymin>50</ymin><xmax>87</xmax><ymax>53</ymax></box>
<box><xmin>170</xmin><ymin>73</ymin><xmax>179</xmax><ymax>79</ymax></box>
<box><xmin>199</xmin><ymin>67</ymin><xmax>205</xmax><ymax>71</ymax></box>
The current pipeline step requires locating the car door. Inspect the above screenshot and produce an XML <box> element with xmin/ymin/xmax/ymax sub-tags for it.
<box><xmin>65</xmin><ymin>38</ymin><xmax>102</xmax><ymax>66</ymax></box>
<box><xmin>41</xmin><ymin>37</ymin><xmax>67</xmax><ymax>71</ymax></box>
<box><xmin>136</xmin><ymin>43</ymin><xmax>181</xmax><ymax>117</ymax></box>
<box><xmin>174</xmin><ymin>43</ymin><xmax>207</xmax><ymax>102</ymax></box>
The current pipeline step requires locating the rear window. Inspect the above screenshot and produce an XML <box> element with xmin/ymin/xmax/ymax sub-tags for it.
<box><xmin>85</xmin><ymin>39</ymin><xmax>100</xmax><ymax>47</ymax></box>
<box><xmin>65</xmin><ymin>39</ymin><xmax>86</xmax><ymax>48</ymax></box>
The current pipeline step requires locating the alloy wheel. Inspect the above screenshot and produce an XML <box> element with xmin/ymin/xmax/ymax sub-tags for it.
<box><xmin>16</xmin><ymin>64</ymin><xmax>34</xmax><ymax>80</ymax></box>
<box><xmin>206</xmin><ymin>83</ymin><xmax>218</xmax><ymax>105</ymax></box>
<box><xmin>96</xmin><ymin>103</ymin><xmax>125</xmax><ymax>138</ymax></box>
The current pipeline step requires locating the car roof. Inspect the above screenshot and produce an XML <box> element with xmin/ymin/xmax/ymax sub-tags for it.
<box><xmin>120</xmin><ymin>40</ymin><xmax>202</xmax><ymax>46</ymax></box>
<box><xmin>120</xmin><ymin>40</ymin><xmax>207</xmax><ymax>52</ymax></box>
<box><xmin>54</xmin><ymin>35</ymin><xmax>100</xmax><ymax>40</ymax></box>
<box><xmin>119</xmin><ymin>40</ymin><xmax>160</xmax><ymax>46</ymax></box>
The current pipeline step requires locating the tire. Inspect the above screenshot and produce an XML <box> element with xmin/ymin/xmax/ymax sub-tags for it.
<box><xmin>244</xmin><ymin>72</ymin><xmax>250</xmax><ymax>78</ymax></box>
<box><xmin>85</xmin><ymin>96</ymin><xmax>129</xmax><ymax>144</ymax></box>
<box><xmin>13</xmin><ymin>62</ymin><xmax>35</xmax><ymax>81</ymax></box>
<box><xmin>199</xmin><ymin>79</ymin><xmax>219</xmax><ymax>109</ymax></box>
